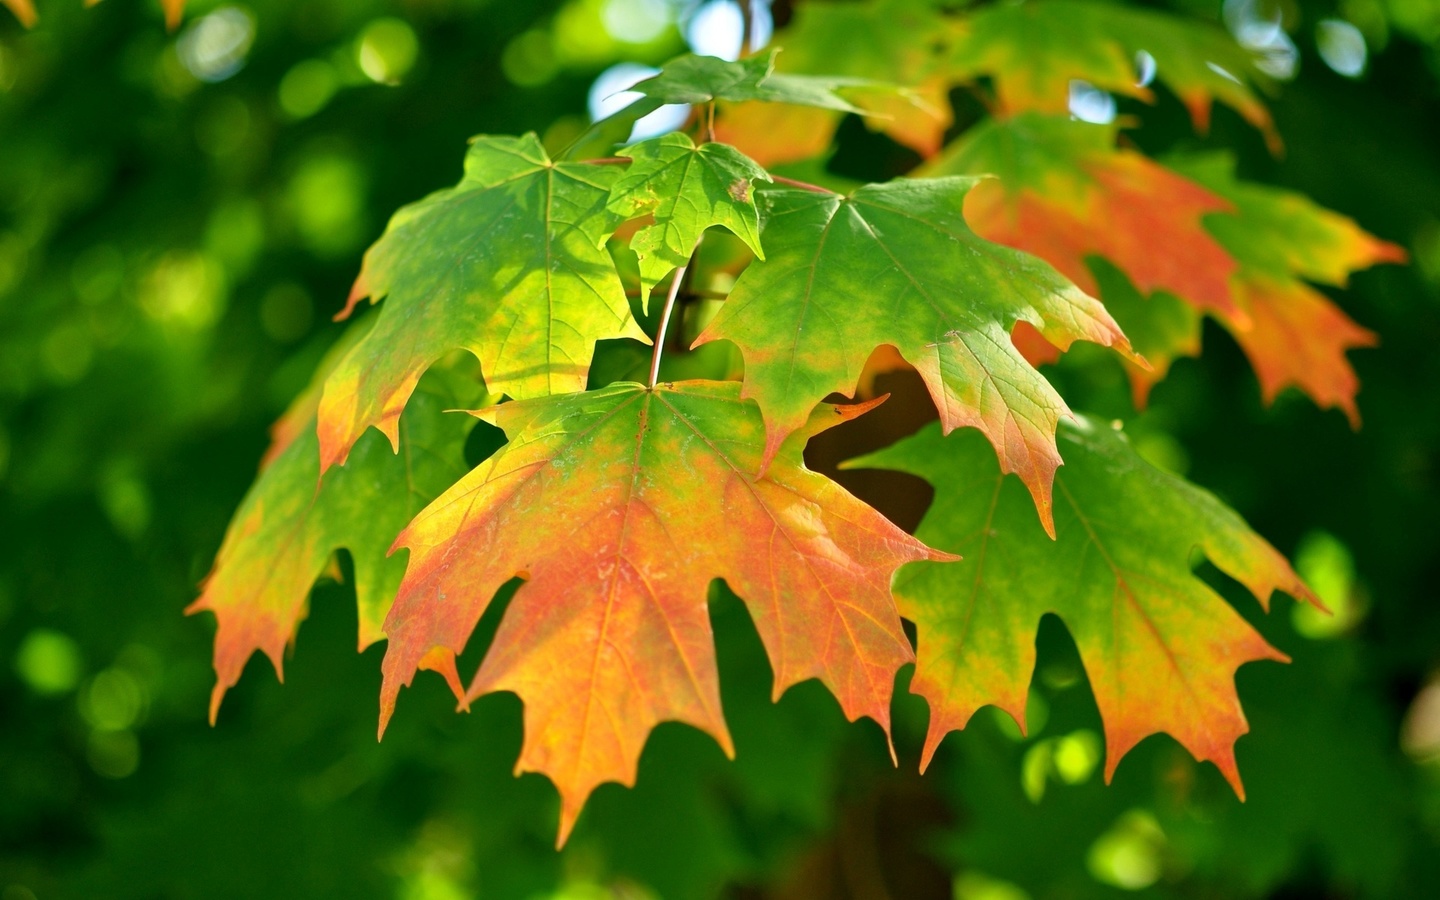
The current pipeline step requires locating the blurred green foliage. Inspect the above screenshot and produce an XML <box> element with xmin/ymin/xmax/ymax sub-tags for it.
<box><xmin>2</xmin><ymin>0</ymin><xmax>1440</xmax><ymax>897</ymax></box>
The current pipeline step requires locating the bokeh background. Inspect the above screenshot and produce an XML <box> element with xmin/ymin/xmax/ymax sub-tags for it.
<box><xmin>2</xmin><ymin>0</ymin><xmax>1439</xmax><ymax>897</ymax></box>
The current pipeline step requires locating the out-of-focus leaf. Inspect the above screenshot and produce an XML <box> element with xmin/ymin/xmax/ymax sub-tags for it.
<box><xmin>949</xmin><ymin>0</ymin><xmax>1277</xmax><ymax>148</ymax></box>
<box><xmin>1166</xmin><ymin>153</ymin><xmax>1405</xmax><ymax>424</ymax></box>
<box><xmin>3</xmin><ymin>0</ymin><xmax>36</xmax><ymax>27</ymax></box>
<box><xmin>716</xmin><ymin>0</ymin><xmax>959</xmax><ymax>165</ymax></box>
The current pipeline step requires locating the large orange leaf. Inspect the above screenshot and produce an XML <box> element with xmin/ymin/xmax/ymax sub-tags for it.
<box><xmin>377</xmin><ymin>380</ymin><xmax>952</xmax><ymax>844</ymax></box>
<box><xmin>696</xmin><ymin>175</ymin><xmax>1138</xmax><ymax>535</ymax></box>
<box><xmin>854</xmin><ymin>417</ymin><xmax>1317</xmax><ymax>792</ymax></box>
<box><xmin>927</xmin><ymin>115</ymin><xmax>1241</xmax><ymax>324</ymax></box>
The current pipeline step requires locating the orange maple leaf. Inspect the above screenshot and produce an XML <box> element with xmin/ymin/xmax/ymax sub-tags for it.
<box><xmin>378</xmin><ymin>381</ymin><xmax>952</xmax><ymax>844</ymax></box>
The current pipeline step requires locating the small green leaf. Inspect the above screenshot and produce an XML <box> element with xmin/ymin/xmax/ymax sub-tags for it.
<box><xmin>609</xmin><ymin>133</ymin><xmax>769</xmax><ymax>307</ymax></box>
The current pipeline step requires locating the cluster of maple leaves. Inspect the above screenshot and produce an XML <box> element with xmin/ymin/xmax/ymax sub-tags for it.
<box><xmin>165</xmin><ymin>0</ymin><xmax>1402</xmax><ymax>844</ymax></box>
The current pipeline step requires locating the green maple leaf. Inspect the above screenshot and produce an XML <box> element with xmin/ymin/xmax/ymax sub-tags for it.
<box><xmin>377</xmin><ymin>380</ymin><xmax>951</xmax><ymax>844</ymax></box>
<box><xmin>852</xmin><ymin>416</ymin><xmax>1317</xmax><ymax>792</ymax></box>
<box><xmin>189</xmin><ymin>333</ymin><xmax>486</xmax><ymax>723</ymax></box>
<box><xmin>316</xmin><ymin>133</ymin><xmax>647</xmax><ymax>472</ymax></box>
<box><xmin>607</xmin><ymin>133</ymin><xmax>769</xmax><ymax>306</ymax></box>
<box><xmin>695</xmin><ymin>176</ymin><xmax>1139</xmax><ymax>534</ymax></box>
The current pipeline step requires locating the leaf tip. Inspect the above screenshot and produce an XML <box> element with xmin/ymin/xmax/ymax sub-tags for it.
<box><xmin>207</xmin><ymin>682</ymin><xmax>226</xmax><ymax>726</ymax></box>
<box><xmin>1215</xmin><ymin>750</ymin><xmax>1247</xmax><ymax>801</ymax></box>
<box><xmin>335</xmin><ymin>272</ymin><xmax>371</xmax><ymax>322</ymax></box>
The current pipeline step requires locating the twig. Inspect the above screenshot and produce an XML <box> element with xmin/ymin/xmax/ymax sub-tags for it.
<box><xmin>739</xmin><ymin>0</ymin><xmax>754</xmax><ymax>57</ymax></box>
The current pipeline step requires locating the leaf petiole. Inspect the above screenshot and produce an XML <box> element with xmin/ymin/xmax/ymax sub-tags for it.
<box><xmin>648</xmin><ymin>237</ymin><xmax>703</xmax><ymax>389</ymax></box>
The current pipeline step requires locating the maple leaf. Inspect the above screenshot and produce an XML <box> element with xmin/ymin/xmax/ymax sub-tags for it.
<box><xmin>316</xmin><ymin>133</ymin><xmax>647</xmax><ymax>472</ymax></box>
<box><xmin>607</xmin><ymin>133</ymin><xmax>769</xmax><ymax>306</ymax></box>
<box><xmin>714</xmin><ymin>0</ymin><xmax>959</xmax><ymax>166</ymax></box>
<box><xmin>949</xmin><ymin>0</ymin><xmax>1277</xmax><ymax>149</ymax></box>
<box><xmin>852</xmin><ymin>416</ymin><xmax>1317</xmax><ymax>792</ymax></box>
<box><xmin>694</xmin><ymin>175</ymin><xmax>1139</xmax><ymax>535</ymax></box>
<box><xmin>189</xmin><ymin>340</ymin><xmax>484</xmax><ymax>724</ymax></box>
<box><xmin>927</xmin><ymin>115</ymin><xmax>1242</xmax><ymax>325</ymax></box>
<box><xmin>1168</xmin><ymin>153</ymin><xmax>1405</xmax><ymax>424</ymax></box>
<box><xmin>377</xmin><ymin>380</ymin><xmax>951</xmax><ymax>844</ymax></box>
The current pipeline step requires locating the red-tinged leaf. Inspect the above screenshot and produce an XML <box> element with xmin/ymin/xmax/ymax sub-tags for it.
<box><xmin>853</xmin><ymin>417</ymin><xmax>1317</xmax><ymax>792</ymax></box>
<box><xmin>378</xmin><ymin>380</ymin><xmax>951</xmax><ymax>844</ymax></box>
<box><xmin>190</xmin><ymin>349</ymin><xmax>483</xmax><ymax>724</ymax></box>
<box><xmin>1174</xmin><ymin>154</ymin><xmax>1407</xmax><ymax>286</ymax></box>
<box><xmin>1160</xmin><ymin>153</ymin><xmax>1404</xmax><ymax>421</ymax></box>
<box><xmin>316</xmin><ymin>133</ymin><xmax>646</xmax><ymax>472</ymax></box>
<box><xmin>3</xmin><ymin>0</ymin><xmax>35</xmax><ymax>27</ymax></box>
<box><xmin>696</xmin><ymin>176</ymin><xmax>1139</xmax><ymax>535</ymax></box>
<box><xmin>927</xmin><ymin>115</ymin><xmax>1242</xmax><ymax>323</ymax></box>
<box><xmin>949</xmin><ymin>0</ymin><xmax>1277</xmax><ymax>149</ymax></box>
<box><xmin>716</xmin><ymin>0</ymin><xmax>958</xmax><ymax>165</ymax></box>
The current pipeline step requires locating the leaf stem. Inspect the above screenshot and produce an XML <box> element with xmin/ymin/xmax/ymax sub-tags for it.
<box><xmin>648</xmin><ymin>239</ymin><xmax>702</xmax><ymax>389</ymax></box>
<box><xmin>772</xmin><ymin>175</ymin><xmax>837</xmax><ymax>194</ymax></box>
<box><xmin>706</xmin><ymin>102</ymin><xmax>717</xmax><ymax>143</ymax></box>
